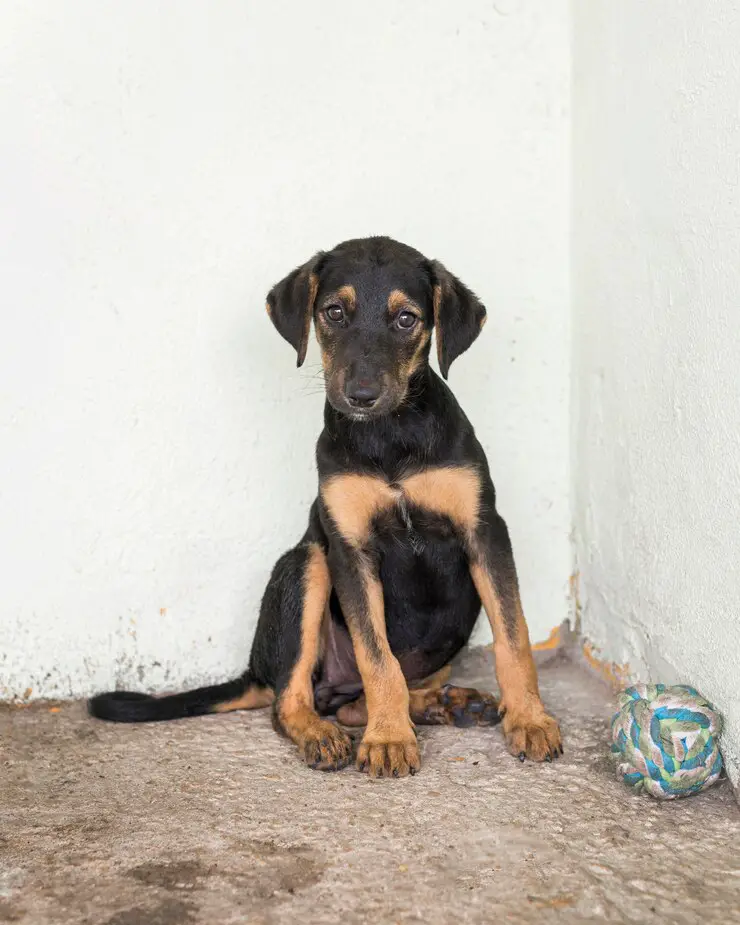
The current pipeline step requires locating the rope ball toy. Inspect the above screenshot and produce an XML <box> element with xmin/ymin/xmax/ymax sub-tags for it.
<box><xmin>611</xmin><ymin>684</ymin><xmax>723</xmax><ymax>799</ymax></box>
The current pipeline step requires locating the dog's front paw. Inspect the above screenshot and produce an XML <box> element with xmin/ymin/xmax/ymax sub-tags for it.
<box><xmin>357</xmin><ymin>729</ymin><xmax>420</xmax><ymax>778</ymax></box>
<box><xmin>303</xmin><ymin>721</ymin><xmax>353</xmax><ymax>772</ymax></box>
<box><xmin>501</xmin><ymin>709</ymin><xmax>562</xmax><ymax>762</ymax></box>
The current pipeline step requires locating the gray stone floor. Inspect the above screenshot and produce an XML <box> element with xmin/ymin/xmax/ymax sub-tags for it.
<box><xmin>2</xmin><ymin>648</ymin><xmax>739</xmax><ymax>925</ymax></box>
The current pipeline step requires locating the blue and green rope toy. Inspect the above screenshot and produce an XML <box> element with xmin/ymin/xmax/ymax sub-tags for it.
<box><xmin>611</xmin><ymin>684</ymin><xmax>723</xmax><ymax>799</ymax></box>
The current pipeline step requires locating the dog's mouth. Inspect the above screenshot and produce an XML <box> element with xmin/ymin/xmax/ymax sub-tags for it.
<box><xmin>327</xmin><ymin>395</ymin><xmax>396</xmax><ymax>420</ymax></box>
<box><xmin>325</xmin><ymin>385</ymin><xmax>406</xmax><ymax>421</ymax></box>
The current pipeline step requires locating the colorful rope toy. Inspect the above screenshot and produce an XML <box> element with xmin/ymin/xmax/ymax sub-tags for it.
<box><xmin>611</xmin><ymin>684</ymin><xmax>723</xmax><ymax>799</ymax></box>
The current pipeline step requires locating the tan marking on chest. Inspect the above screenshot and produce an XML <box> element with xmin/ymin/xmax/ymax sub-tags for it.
<box><xmin>323</xmin><ymin>466</ymin><xmax>481</xmax><ymax>545</ymax></box>
<box><xmin>322</xmin><ymin>474</ymin><xmax>397</xmax><ymax>546</ymax></box>
<box><xmin>401</xmin><ymin>465</ymin><xmax>481</xmax><ymax>532</ymax></box>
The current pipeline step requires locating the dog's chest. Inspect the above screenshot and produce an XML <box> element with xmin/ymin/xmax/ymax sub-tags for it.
<box><xmin>321</xmin><ymin>465</ymin><xmax>476</xmax><ymax>552</ymax></box>
<box><xmin>392</xmin><ymin>491</ymin><xmax>426</xmax><ymax>554</ymax></box>
<box><xmin>379</xmin><ymin>481</ymin><xmax>457</xmax><ymax>555</ymax></box>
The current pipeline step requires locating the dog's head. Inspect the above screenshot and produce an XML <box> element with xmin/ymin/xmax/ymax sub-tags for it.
<box><xmin>266</xmin><ymin>237</ymin><xmax>486</xmax><ymax>419</ymax></box>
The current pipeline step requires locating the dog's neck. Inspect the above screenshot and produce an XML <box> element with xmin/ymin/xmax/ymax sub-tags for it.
<box><xmin>320</xmin><ymin>365</ymin><xmax>467</xmax><ymax>475</ymax></box>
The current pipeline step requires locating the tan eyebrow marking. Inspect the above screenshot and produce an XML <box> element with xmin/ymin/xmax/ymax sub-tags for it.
<box><xmin>319</xmin><ymin>284</ymin><xmax>357</xmax><ymax>319</ymax></box>
<box><xmin>388</xmin><ymin>289</ymin><xmax>422</xmax><ymax>316</ymax></box>
<box><xmin>336</xmin><ymin>284</ymin><xmax>356</xmax><ymax>309</ymax></box>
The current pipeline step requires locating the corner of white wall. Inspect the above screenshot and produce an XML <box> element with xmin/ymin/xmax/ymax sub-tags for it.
<box><xmin>572</xmin><ymin>1</ymin><xmax>740</xmax><ymax>796</ymax></box>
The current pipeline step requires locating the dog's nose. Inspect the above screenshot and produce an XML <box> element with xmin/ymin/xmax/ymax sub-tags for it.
<box><xmin>346</xmin><ymin>378</ymin><xmax>381</xmax><ymax>408</ymax></box>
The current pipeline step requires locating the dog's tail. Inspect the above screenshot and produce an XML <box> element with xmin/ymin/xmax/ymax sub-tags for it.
<box><xmin>88</xmin><ymin>671</ymin><xmax>274</xmax><ymax>723</ymax></box>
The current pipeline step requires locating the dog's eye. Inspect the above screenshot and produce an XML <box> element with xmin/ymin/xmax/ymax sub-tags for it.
<box><xmin>396</xmin><ymin>311</ymin><xmax>417</xmax><ymax>330</ymax></box>
<box><xmin>325</xmin><ymin>305</ymin><xmax>345</xmax><ymax>323</ymax></box>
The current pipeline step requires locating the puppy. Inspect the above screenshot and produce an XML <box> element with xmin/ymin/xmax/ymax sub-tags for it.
<box><xmin>90</xmin><ymin>236</ymin><xmax>562</xmax><ymax>778</ymax></box>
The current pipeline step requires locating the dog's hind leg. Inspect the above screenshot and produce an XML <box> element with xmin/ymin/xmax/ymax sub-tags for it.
<box><xmin>408</xmin><ymin>685</ymin><xmax>500</xmax><ymax>727</ymax></box>
<box><xmin>264</xmin><ymin>542</ymin><xmax>354</xmax><ymax>772</ymax></box>
<box><xmin>336</xmin><ymin>672</ymin><xmax>500</xmax><ymax>729</ymax></box>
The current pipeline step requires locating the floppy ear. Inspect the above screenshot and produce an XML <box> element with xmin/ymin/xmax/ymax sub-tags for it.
<box><xmin>429</xmin><ymin>260</ymin><xmax>487</xmax><ymax>379</ymax></box>
<box><xmin>266</xmin><ymin>253</ymin><xmax>324</xmax><ymax>367</ymax></box>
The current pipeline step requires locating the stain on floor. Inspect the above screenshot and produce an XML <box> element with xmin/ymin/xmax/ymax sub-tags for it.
<box><xmin>1</xmin><ymin>648</ymin><xmax>739</xmax><ymax>924</ymax></box>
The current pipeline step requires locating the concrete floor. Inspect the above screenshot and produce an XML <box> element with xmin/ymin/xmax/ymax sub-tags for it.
<box><xmin>2</xmin><ymin>648</ymin><xmax>739</xmax><ymax>925</ymax></box>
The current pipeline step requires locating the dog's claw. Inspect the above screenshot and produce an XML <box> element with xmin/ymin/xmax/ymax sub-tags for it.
<box><xmin>302</xmin><ymin>722</ymin><xmax>353</xmax><ymax>772</ymax></box>
<box><xmin>502</xmin><ymin>710</ymin><xmax>562</xmax><ymax>762</ymax></box>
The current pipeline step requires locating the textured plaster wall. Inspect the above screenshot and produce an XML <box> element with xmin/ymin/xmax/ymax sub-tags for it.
<box><xmin>572</xmin><ymin>1</ymin><xmax>740</xmax><ymax>788</ymax></box>
<box><xmin>0</xmin><ymin>2</ymin><xmax>571</xmax><ymax>699</ymax></box>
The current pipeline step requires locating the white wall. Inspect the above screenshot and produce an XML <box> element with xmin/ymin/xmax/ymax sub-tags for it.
<box><xmin>0</xmin><ymin>1</ymin><xmax>571</xmax><ymax>699</ymax></box>
<box><xmin>573</xmin><ymin>1</ymin><xmax>740</xmax><ymax>788</ymax></box>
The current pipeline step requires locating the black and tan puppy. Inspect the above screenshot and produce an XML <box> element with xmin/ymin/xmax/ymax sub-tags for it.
<box><xmin>90</xmin><ymin>237</ymin><xmax>562</xmax><ymax>778</ymax></box>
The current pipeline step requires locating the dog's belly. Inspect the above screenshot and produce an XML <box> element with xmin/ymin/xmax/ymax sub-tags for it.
<box><xmin>314</xmin><ymin>517</ymin><xmax>481</xmax><ymax>714</ymax></box>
